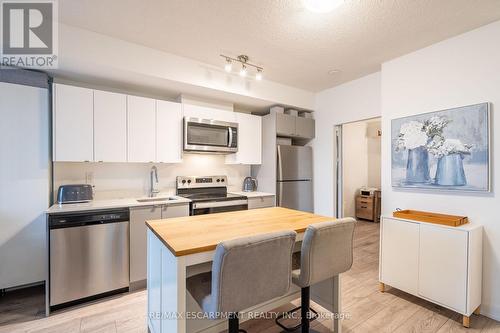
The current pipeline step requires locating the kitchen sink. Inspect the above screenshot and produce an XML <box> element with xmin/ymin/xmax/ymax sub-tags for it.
<box><xmin>136</xmin><ymin>197</ymin><xmax>176</xmax><ymax>203</ymax></box>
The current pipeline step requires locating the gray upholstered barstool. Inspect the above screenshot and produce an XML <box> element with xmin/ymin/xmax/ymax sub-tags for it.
<box><xmin>276</xmin><ymin>218</ymin><xmax>355</xmax><ymax>333</ymax></box>
<box><xmin>186</xmin><ymin>230</ymin><xmax>297</xmax><ymax>333</ymax></box>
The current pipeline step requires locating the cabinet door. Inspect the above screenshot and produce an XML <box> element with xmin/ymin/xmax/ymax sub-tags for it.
<box><xmin>380</xmin><ymin>217</ymin><xmax>419</xmax><ymax>294</ymax></box>
<box><xmin>418</xmin><ymin>224</ymin><xmax>467</xmax><ymax>313</ymax></box>
<box><xmin>94</xmin><ymin>90</ymin><xmax>127</xmax><ymax>162</ymax></box>
<box><xmin>276</xmin><ymin>113</ymin><xmax>296</xmax><ymax>137</ymax></box>
<box><xmin>248</xmin><ymin>196</ymin><xmax>275</xmax><ymax>209</ymax></box>
<box><xmin>183</xmin><ymin>104</ymin><xmax>236</xmax><ymax>122</ymax></box>
<box><xmin>296</xmin><ymin>117</ymin><xmax>315</xmax><ymax>139</ymax></box>
<box><xmin>161</xmin><ymin>204</ymin><xmax>189</xmax><ymax>219</ymax></box>
<box><xmin>130</xmin><ymin>206</ymin><xmax>162</xmax><ymax>283</ymax></box>
<box><xmin>156</xmin><ymin>100</ymin><xmax>183</xmax><ymax>163</ymax></box>
<box><xmin>226</xmin><ymin>113</ymin><xmax>262</xmax><ymax>165</ymax></box>
<box><xmin>127</xmin><ymin>96</ymin><xmax>156</xmax><ymax>163</ymax></box>
<box><xmin>53</xmin><ymin>84</ymin><xmax>93</xmax><ymax>161</ymax></box>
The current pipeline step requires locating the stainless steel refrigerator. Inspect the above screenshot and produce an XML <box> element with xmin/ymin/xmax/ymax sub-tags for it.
<box><xmin>276</xmin><ymin>145</ymin><xmax>313</xmax><ymax>212</ymax></box>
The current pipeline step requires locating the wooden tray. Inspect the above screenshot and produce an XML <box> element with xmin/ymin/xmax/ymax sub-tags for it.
<box><xmin>393</xmin><ymin>209</ymin><xmax>468</xmax><ymax>227</ymax></box>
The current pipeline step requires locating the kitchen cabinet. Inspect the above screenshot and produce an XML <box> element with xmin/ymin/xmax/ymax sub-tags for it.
<box><xmin>247</xmin><ymin>195</ymin><xmax>275</xmax><ymax>209</ymax></box>
<box><xmin>53</xmin><ymin>84</ymin><xmax>94</xmax><ymax>162</ymax></box>
<box><xmin>183</xmin><ymin>103</ymin><xmax>236</xmax><ymax>122</ymax></box>
<box><xmin>127</xmin><ymin>96</ymin><xmax>156</xmax><ymax>163</ymax></box>
<box><xmin>276</xmin><ymin>113</ymin><xmax>315</xmax><ymax>139</ymax></box>
<box><xmin>276</xmin><ymin>113</ymin><xmax>296</xmax><ymax>137</ymax></box>
<box><xmin>94</xmin><ymin>90</ymin><xmax>127</xmax><ymax>162</ymax></box>
<box><xmin>380</xmin><ymin>216</ymin><xmax>482</xmax><ymax>327</ymax></box>
<box><xmin>226</xmin><ymin>113</ymin><xmax>262</xmax><ymax>165</ymax></box>
<box><xmin>130</xmin><ymin>203</ymin><xmax>189</xmax><ymax>284</ymax></box>
<box><xmin>296</xmin><ymin>117</ymin><xmax>315</xmax><ymax>139</ymax></box>
<box><xmin>156</xmin><ymin>100</ymin><xmax>183</xmax><ymax>163</ymax></box>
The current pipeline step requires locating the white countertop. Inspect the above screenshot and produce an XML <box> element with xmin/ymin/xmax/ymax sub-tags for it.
<box><xmin>47</xmin><ymin>191</ymin><xmax>275</xmax><ymax>214</ymax></box>
<box><xmin>46</xmin><ymin>195</ymin><xmax>191</xmax><ymax>214</ymax></box>
<box><xmin>229</xmin><ymin>191</ymin><xmax>275</xmax><ymax>198</ymax></box>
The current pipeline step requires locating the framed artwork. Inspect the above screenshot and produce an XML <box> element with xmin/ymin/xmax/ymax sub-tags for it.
<box><xmin>391</xmin><ymin>103</ymin><xmax>490</xmax><ymax>192</ymax></box>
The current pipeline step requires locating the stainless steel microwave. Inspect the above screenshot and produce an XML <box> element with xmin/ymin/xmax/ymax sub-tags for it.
<box><xmin>183</xmin><ymin>117</ymin><xmax>238</xmax><ymax>153</ymax></box>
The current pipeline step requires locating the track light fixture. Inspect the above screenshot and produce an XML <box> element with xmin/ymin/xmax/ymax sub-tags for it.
<box><xmin>220</xmin><ymin>54</ymin><xmax>263</xmax><ymax>80</ymax></box>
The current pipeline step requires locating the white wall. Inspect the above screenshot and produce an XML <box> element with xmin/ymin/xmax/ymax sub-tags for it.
<box><xmin>381</xmin><ymin>20</ymin><xmax>500</xmax><ymax>320</ymax></box>
<box><xmin>313</xmin><ymin>72</ymin><xmax>381</xmax><ymax>216</ymax></box>
<box><xmin>54</xmin><ymin>154</ymin><xmax>250</xmax><ymax>200</ymax></box>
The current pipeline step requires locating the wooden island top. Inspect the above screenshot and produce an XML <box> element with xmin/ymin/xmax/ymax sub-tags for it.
<box><xmin>146</xmin><ymin>207</ymin><xmax>333</xmax><ymax>256</ymax></box>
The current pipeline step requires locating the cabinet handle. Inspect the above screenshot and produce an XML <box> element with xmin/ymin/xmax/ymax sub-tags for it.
<box><xmin>361</xmin><ymin>206</ymin><xmax>367</xmax><ymax>209</ymax></box>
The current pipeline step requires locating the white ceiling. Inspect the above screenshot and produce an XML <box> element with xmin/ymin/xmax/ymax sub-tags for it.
<box><xmin>58</xmin><ymin>0</ymin><xmax>500</xmax><ymax>92</ymax></box>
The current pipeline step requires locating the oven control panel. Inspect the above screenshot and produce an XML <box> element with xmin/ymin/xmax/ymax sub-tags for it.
<box><xmin>176</xmin><ymin>175</ymin><xmax>227</xmax><ymax>189</ymax></box>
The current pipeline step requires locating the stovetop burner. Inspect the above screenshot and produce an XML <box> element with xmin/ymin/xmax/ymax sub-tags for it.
<box><xmin>176</xmin><ymin>175</ymin><xmax>246</xmax><ymax>203</ymax></box>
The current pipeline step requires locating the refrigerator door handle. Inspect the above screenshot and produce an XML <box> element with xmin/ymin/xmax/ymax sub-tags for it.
<box><xmin>277</xmin><ymin>145</ymin><xmax>283</xmax><ymax>181</ymax></box>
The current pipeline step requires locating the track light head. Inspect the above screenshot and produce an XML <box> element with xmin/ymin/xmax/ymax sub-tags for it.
<box><xmin>224</xmin><ymin>58</ymin><xmax>232</xmax><ymax>72</ymax></box>
<box><xmin>239</xmin><ymin>64</ymin><xmax>247</xmax><ymax>77</ymax></box>
<box><xmin>256</xmin><ymin>69</ymin><xmax>263</xmax><ymax>80</ymax></box>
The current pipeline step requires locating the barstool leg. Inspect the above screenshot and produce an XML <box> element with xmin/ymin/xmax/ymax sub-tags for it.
<box><xmin>228</xmin><ymin>313</ymin><xmax>238</xmax><ymax>333</ymax></box>
<box><xmin>228</xmin><ymin>313</ymin><xmax>247</xmax><ymax>333</ymax></box>
<box><xmin>301</xmin><ymin>287</ymin><xmax>310</xmax><ymax>333</ymax></box>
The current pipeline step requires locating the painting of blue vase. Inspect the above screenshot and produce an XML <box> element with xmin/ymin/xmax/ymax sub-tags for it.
<box><xmin>391</xmin><ymin>103</ymin><xmax>490</xmax><ymax>192</ymax></box>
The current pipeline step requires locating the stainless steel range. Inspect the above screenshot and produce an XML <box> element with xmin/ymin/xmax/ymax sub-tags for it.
<box><xmin>176</xmin><ymin>176</ymin><xmax>248</xmax><ymax>215</ymax></box>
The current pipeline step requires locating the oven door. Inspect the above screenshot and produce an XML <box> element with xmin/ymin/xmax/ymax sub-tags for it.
<box><xmin>191</xmin><ymin>199</ymin><xmax>248</xmax><ymax>215</ymax></box>
<box><xmin>184</xmin><ymin>117</ymin><xmax>238</xmax><ymax>153</ymax></box>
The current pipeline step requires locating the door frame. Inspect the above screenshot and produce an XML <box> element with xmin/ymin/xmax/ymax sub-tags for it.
<box><xmin>334</xmin><ymin>116</ymin><xmax>381</xmax><ymax>219</ymax></box>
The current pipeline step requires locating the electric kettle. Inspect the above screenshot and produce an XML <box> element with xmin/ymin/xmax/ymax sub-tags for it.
<box><xmin>242</xmin><ymin>177</ymin><xmax>258</xmax><ymax>192</ymax></box>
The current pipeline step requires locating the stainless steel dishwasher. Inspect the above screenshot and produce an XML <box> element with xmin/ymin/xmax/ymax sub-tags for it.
<box><xmin>49</xmin><ymin>209</ymin><xmax>129</xmax><ymax>309</ymax></box>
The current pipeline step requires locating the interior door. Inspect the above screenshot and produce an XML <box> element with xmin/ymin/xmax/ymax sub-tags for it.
<box><xmin>277</xmin><ymin>180</ymin><xmax>313</xmax><ymax>212</ymax></box>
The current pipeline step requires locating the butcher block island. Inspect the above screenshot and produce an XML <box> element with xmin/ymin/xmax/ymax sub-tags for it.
<box><xmin>146</xmin><ymin>207</ymin><xmax>343</xmax><ymax>333</ymax></box>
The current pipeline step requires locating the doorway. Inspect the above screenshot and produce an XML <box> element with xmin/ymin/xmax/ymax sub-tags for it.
<box><xmin>335</xmin><ymin>117</ymin><xmax>381</xmax><ymax>221</ymax></box>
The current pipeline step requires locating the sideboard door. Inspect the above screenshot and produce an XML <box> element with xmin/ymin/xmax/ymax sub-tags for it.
<box><xmin>418</xmin><ymin>224</ymin><xmax>468</xmax><ymax>313</ymax></box>
<box><xmin>380</xmin><ymin>217</ymin><xmax>419</xmax><ymax>294</ymax></box>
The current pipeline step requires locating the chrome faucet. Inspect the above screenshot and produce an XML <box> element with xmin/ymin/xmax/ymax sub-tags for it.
<box><xmin>149</xmin><ymin>166</ymin><xmax>160</xmax><ymax>197</ymax></box>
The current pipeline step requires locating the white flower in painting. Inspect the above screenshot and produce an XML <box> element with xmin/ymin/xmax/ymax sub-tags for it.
<box><xmin>425</xmin><ymin>116</ymin><xmax>449</xmax><ymax>137</ymax></box>
<box><xmin>428</xmin><ymin>138</ymin><xmax>473</xmax><ymax>158</ymax></box>
<box><xmin>397</xmin><ymin>121</ymin><xmax>428</xmax><ymax>150</ymax></box>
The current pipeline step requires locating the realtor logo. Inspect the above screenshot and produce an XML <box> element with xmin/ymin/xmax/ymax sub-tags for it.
<box><xmin>1</xmin><ymin>0</ymin><xmax>58</xmax><ymax>68</ymax></box>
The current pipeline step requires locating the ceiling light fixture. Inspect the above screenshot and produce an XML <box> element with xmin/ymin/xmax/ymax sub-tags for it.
<box><xmin>220</xmin><ymin>54</ymin><xmax>263</xmax><ymax>81</ymax></box>
<box><xmin>224</xmin><ymin>58</ymin><xmax>232</xmax><ymax>72</ymax></box>
<box><xmin>303</xmin><ymin>0</ymin><xmax>344</xmax><ymax>13</ymax></box>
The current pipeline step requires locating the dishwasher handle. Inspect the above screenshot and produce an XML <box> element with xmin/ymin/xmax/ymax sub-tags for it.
<box><xmin>49</xmin><ymin>209</ymin><xmax>129</xmax><ymax>229</ymax></box>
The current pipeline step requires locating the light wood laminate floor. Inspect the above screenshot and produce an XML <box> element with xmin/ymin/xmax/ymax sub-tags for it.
<box><xmin>1</xmin><ymin>221</ymin><xmax>498</xmax><ymax>333</ymax></box>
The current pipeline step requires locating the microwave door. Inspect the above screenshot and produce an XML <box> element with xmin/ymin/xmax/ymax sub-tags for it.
<box><xmin>187</xmin><ymin>123</ymin><xmax>228</xmax><ymax>147</ymax></box>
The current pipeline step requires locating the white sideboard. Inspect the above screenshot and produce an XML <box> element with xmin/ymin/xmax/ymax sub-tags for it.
<box><xmin>379</xmin><ymin>216</ymin><xmax>482</xmax><ymax>328</ymax></box>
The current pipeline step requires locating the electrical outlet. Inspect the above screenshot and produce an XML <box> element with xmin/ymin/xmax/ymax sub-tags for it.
<box><xmin>85</xmin><ymin>172</ymin><xmax>94</xmax><ymax>185</ymax></box>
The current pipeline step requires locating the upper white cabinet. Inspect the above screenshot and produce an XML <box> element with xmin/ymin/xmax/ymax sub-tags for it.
<box><xmin>53</xmin><ymin>84</ymin><xmax>94</xmax><ymax>162</ymax></box>
<box><xmin>127</xmin><ymin>96</ymin><xmax>156</xmax><ymax>163</ymax></box>
<box><xmin>156</xmin><ymin>100</ymin><xmax>183</xmax><ymax>163</ymax></box>
<box><xmin>226</xmin><ymin>112</ymin><xmax>262</xmax><ymax>165</ymax></box>
<box><xmin>183</xmin><ymin>104</ymin><xmax>236</xmax><ymax>122</ymax></box>
<box><xmin>94</xmin><ymin>90</ymin><xmax>127</xmax><ymax>162</ymax></box>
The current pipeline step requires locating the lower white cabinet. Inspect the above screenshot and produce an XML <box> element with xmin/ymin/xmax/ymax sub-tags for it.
<box><xmin>247</xmin><ymin>196</ymin><xmax>275</xmax><ymax>209</ymax></box>
<box><xmin>130</xmin><ymin>204</ymin><xmax>189</xmax><ymax>284</ymax></box>
<box><xmin>380</xmin><ymin>216</ymin><xmax>482</xmax><ymax>324</ymax></box>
